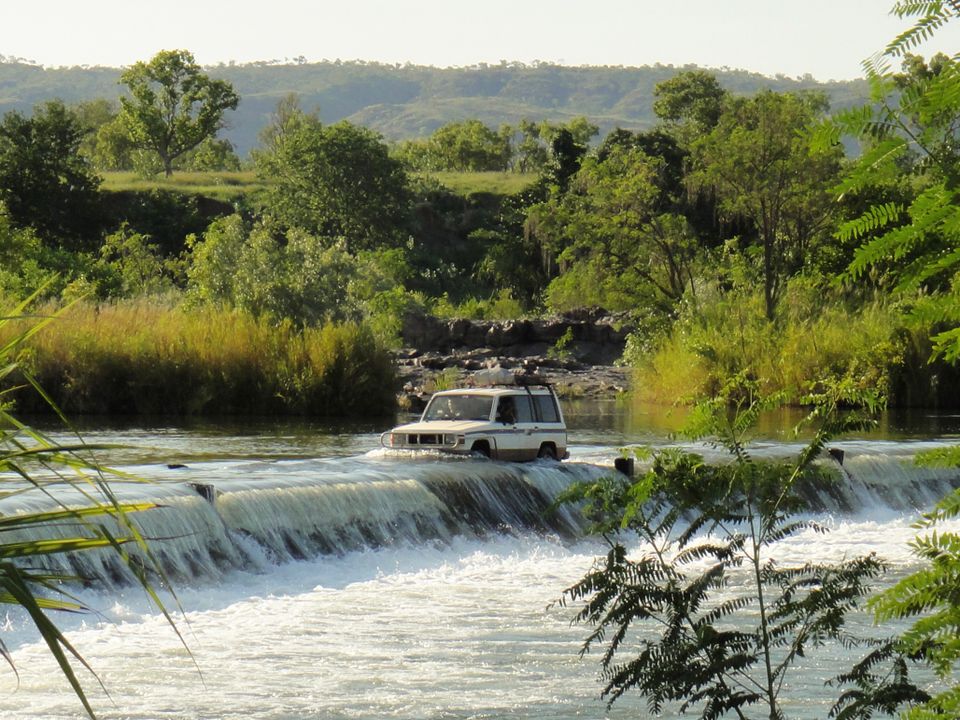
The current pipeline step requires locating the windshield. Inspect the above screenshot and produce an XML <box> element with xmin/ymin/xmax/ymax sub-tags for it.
<box><xmin>422</xmin><ymin>395</ymin><xmax>494</xmax><ymax>422</ymax></box>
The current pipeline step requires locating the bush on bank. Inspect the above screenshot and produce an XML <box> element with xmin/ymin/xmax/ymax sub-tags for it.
<box><xmin>4</xmin><ymin>299</ymin><xmax>397</xmax><ymax>416</ymax></box>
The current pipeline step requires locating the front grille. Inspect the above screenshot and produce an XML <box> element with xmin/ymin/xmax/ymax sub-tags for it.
<box><xmin>410</xmin><ymin>433</ymin><xmax>440</xmax><ymax>445</ymax></box>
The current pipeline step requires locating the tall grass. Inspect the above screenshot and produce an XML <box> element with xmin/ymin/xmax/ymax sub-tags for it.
<box><xmin>4</xmin><ymin>299</ymin><xmax>397</xmax><ymax>417</ymax></box>
<box><xmin>631</xmin><ymin>283</ymin><xmax>943</xmax><ymax>407</ymax></box>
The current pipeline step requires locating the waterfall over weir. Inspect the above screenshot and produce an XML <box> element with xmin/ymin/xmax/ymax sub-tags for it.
<box><xmin>806</xmin><ymin>447</ymin><xmax>960</xmax><ymax>513</ymax></box>
<box><xmin>1</xmin><ymin>455</ymin><xmax>605</xmax><ymax>588</ymax></box>
<box><xmin>4</xmin><ymin>445</ymin><xmax>960</xmax><ymax>590</ymax></box>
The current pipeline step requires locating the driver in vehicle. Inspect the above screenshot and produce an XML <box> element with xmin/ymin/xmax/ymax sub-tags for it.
<box><xmin>497</xmin><ymin>397</ymin><xmax>517</xmax><ymax>424</ymax></box>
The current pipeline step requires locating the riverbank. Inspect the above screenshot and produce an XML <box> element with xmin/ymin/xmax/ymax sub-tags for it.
<box><xmin>394</xmin><ymin>308</ymin><xmax>633</xmax><ymax>411</ymax></box>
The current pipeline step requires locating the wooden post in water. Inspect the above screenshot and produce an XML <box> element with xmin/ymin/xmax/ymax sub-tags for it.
<box><xmin>189</xmin><ymin>482</ymin><xmax>219</xmax><ymax>504</ymax></box>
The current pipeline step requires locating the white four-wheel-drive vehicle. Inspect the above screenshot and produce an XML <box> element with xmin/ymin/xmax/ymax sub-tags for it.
<box><xmin>381</xmin><ymin>380</ymin><xmax>568</xmax><ymax>461</ymax></box>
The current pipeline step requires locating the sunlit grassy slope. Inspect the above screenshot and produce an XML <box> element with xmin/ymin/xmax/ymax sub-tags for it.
<box><xmin>100</xmin><ymin>171</ymin><xmax>266</xmax><ymax>199</ymax></box>
<box><xmin>426</xmin><ymin>171</ymin><xmax>538</xmax><ymax>195</ymax></box>
<box><xmin>101</xmin><ymin>170</ymin><xmax>537</xmax><ymax>199</ymax></box>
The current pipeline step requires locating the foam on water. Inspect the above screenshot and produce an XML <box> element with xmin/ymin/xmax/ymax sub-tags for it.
<box><xmin>3</xmin><ymin>513</ymin><xmax>953</xmax><ymax>720</ymax></box>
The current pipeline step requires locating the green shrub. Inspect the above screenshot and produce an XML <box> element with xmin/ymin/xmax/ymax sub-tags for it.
<box><xmin>430</xmin><ymin>288</ymin><xmax>524</xmax><ymax>320</ymax></box>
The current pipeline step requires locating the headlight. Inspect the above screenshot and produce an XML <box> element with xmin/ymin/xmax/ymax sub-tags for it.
<box><xmin>444</xmin><ymin>434</ymin><xmax>457</xmax><ymax>446</ymax></box>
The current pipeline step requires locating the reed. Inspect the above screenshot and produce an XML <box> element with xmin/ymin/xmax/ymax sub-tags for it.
<box><xmin>4</xmin><ymin>298</ymin><xmax>397</xmax><ymax>416</ymax></box>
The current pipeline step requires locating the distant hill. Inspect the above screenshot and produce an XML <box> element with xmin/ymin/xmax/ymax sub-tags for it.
<box><xmin>0</xmin><ymin>60</ymin><xmax>869</xmax><ymax>157</ymax></box>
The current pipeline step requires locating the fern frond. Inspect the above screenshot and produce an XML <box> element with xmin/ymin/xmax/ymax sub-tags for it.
<box><xmin>837</xmin><ymin>202</ymin><xmax>903</xmax><ymax>244</ymax></box>
<box><xmin>898</xmin><ymin>246</ymin><xmax>960</xmax><ymax>292</ymax></box>
<box><xmin>919</xmin><ymin>487</ymin><xmax>960</xmax><ymax>524</ymax></box>
<box><xmin>862</xmin><ymin>53</ymin><xmax>895</xmax><ymax>85</ymax></box>
<box><xmin>885</xmin><ymin>5</ymin><xmax>957</xmax><ymax>56</ymax></box>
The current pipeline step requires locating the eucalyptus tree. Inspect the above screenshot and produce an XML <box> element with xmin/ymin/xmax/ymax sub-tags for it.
<box><xmin>119</xmin><ymin>49</ymin><xmax>239</xmax><ymax>177</ymax></box>
<box><xmin>528</xmin><ymin>145</ymin><xmax>700</xmax><ymax>312</ymax></box>
<box><xmin>691</xmin><ymin>91</ymin><xmax>843</xmax><ymax>320</ymax></box>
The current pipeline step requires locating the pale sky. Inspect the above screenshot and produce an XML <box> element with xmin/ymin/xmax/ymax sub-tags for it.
<box><xmin>4</xmin><ymin>0</ymin><xmax>959</xmax><ymax>81</ymax></box>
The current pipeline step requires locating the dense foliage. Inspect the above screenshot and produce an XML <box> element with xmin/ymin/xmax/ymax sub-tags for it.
<box><xmin>0</xmin><ymin>100</ymin><xmax>104</xmax><ymax>247</ymax></box>
<box><xmin>3</xmin><ymin>4</ymin><xmax>960</xmax><ymax>717</ymax></box>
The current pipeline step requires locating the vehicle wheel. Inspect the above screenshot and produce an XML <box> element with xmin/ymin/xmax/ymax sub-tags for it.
<box><xmin>537</xmin><ymin>444</ymin><xmax>557</xmax><ymax>460</ymax></box>
<box><xmin>471</xmin><ymin>441</ymin><xmax>491</xmax><ymax>458</ymax></box>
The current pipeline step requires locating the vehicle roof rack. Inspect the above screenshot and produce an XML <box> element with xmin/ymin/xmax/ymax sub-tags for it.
<box><xmin>514</xmin><ymin>373</ymin><xmax>552</xmax><ymax>387</ymax></box>
<box><xmin>470</xmin><ymin>367</ymin><xmax>552</xmax><ymax>388</ymax></box>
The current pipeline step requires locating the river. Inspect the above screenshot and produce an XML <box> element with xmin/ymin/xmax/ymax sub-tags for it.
<box><xmin>1</xmin><ymin>400</ymin><xmax>959</xmax><ymax>719</ymax></box>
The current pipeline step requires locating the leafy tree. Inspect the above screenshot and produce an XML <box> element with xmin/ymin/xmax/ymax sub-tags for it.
<box><xmin>256</xmin><ymin>92</ymin><xmax>315</xmax><ymax>153</ymax></box>
<box><xmin>555</xmin><ymin>381</ymin><xmax>923</xmax><ymax>719</ymax></box>
<box><xmin>254</xmin><ymin>105</ymin><xmax>411</xmax><ymax>252</ymax></box>
<box><xmin>529</xmin><ymin>145</ymin><xmax>700</xmax><ymax>312</ymax></box>
<box><xmin>691</xmin><ymin>91</ymin><xmax>842</xmax><ymax>320</ymax></box>
<box><xmin>119</xmin><ymin>49</ymin><xmax>239</xmax><ymax>177</ymax></box>
<box><xmin>653</xmin><ymin>69</ymin><xmax>728</xmax><ymax>132</ymax></box>
<box><xmin>73</xmin><ymin>99</ymin><xmax>121</xmax><ymax>167</ymax></box>
<box><xmin>514</xmin><ymin>119</ymin><xmax>551</xmax><ymax>173</ymax></box>
<box><xmin>182</xmin><ymin>136</ymin><xmax>241</xmax><ymax>171</ymax></box>
<box><xmin>510</xmin><ymin>117</ymin><xmax>599</xmax><ymax>177</ymax></box>
<box><xmin>95</xmin><ymin>224</ymin><xmax>174</xmax><ymax>298</ymax></box>
<box><xmin>0</xmin><ymin>101</ymin><xmax>104</xmax><ymax>248</ymax></box>
<box><xmin>547</xmin><ymin>127</ymin><xmax>586</xmax><ymax>192</ymax></box>
<box><xmin>564</xmin><ymin>116</ymin><xmax>601</xmax><ymax>147</ymax></box>
<box><xmin>425</xmin><ymin>119</ymin><xmax>512</xmax><ymax>171</ymax></box>
<box><xmin>92</xmin><ymin>116</ymin><xmax>141</xmax><ymax>171</ymax></box>
<box><xmin>598</xmin><ymin>128</ymin><xmax>689</xmax><ymax>209</ymax></box>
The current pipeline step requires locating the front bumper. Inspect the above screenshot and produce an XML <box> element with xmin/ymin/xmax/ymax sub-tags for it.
<box><xmin>380</xmin><ymin>431</ymin><xmax>466</xmax><ymax>452</ymax></box>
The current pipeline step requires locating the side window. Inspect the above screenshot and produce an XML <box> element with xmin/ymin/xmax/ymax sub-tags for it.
<box><xmin>514</xmin><ymin>395</ymin><xmax>534</xmax><ymax>423</ymax></box>
<box><xmin>534</xmin><ymin>395</ymin><xmax>560</xmax><ymax>423</ymax></box>
<box><xmin>496</xmin><ymin>396</ymin><xmax>517</xmax><ymax>424</ymax></box>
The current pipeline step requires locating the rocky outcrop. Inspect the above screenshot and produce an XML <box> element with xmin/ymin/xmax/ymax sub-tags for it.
<box><xmin>394</xmin><ymin>309</ymin><xmax>633</xmax><ymax>410</ymax></box>
<box><xmin>400</xmin><ymin>308</ymin><xmax>632</xmax><ymax>366</ymax></box>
